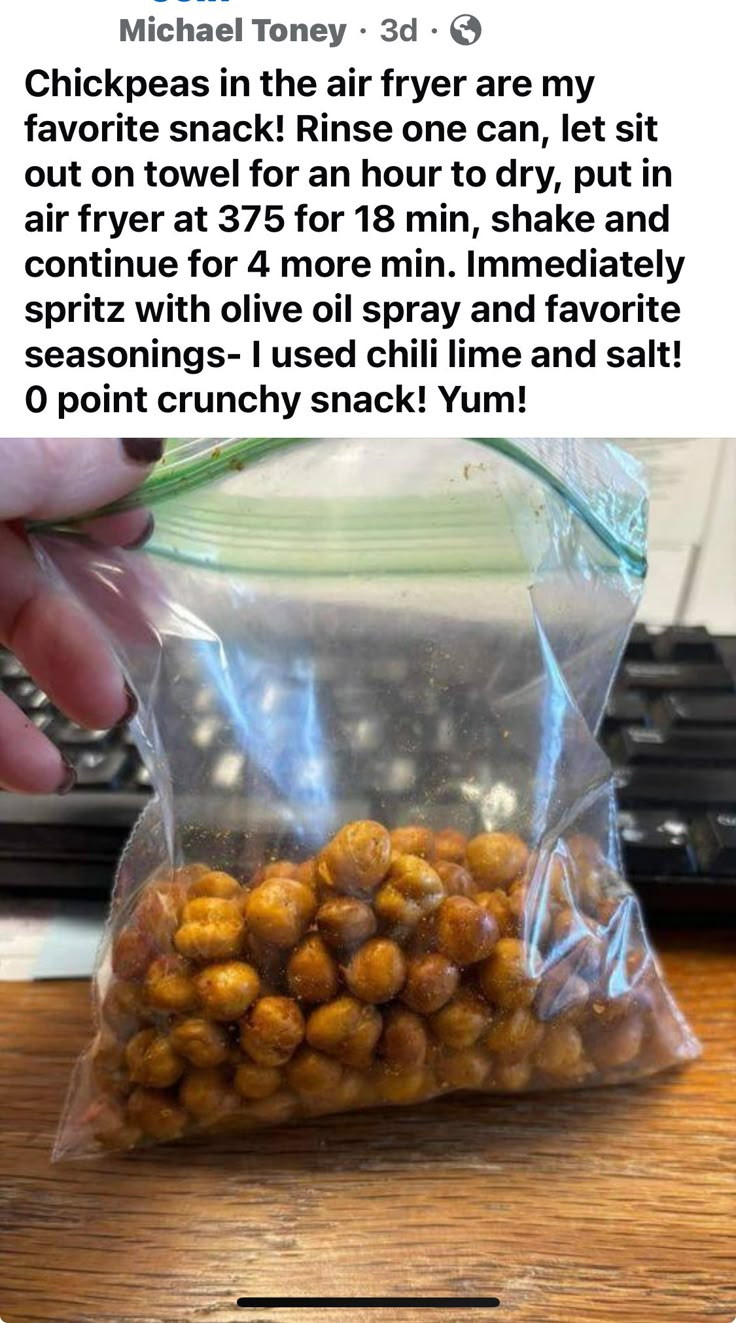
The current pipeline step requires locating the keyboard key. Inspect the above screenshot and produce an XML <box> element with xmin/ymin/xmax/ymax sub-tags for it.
<box><xmin>73</xmin><ymin>749</ymin><xmax>131</xmax><ymax>788</ymax></box>
<box><xmin>616</xmin><ymin>767</ymin><xmax>736</xmax><ymax>809</ymax></box>
<box><xmin>653</xmin><ymin>692</ymin><xmax>736</xmax><ymax>729</ymax></box>
<box><xmin>626</xmin><ymin>624</ymin><xmax>657</xmax><ymax>660</ymax></box>
<box><xmin>652</xmin><ymin>626</ymin><xmax>719</xmax><ymax>662</ymax></box>
<box><xmin>620</xmin><ymin>662</ymin><xmax>735</xmax><ymax>691</ymax></box>
<box><xmin>690</xmin><ymin>813</ymin><xmax>736</xmax><ymax>876</ymax></box>
<box><xmin>604</xmin><ymin>688</ymin><xmax>648</xmax><ymax>725</ymax></box>
<box><xmin>615</xmin><ymin>725</ymin><xmax>736</xmax><ymax>765</ymax></box>
<box><xmin>0</xmin><ymin>652</ymin><xmax>26</xmax><ymax>680</ymax></box>
<box><xmin>6</xmin><ymin>679</ymin><xmax>50</xmax><ymax>711</ymax></box>
<box><xmin>618</xmin><ymin>810</ymin><xmax>693</xmax><ymax>875</ymax></box>
<box><xmin>49</xmin><ymin>719</ymin><xmax>112</xmax><ymax>747</ymax></box>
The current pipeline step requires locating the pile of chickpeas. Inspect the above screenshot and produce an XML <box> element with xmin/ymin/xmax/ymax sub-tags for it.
<box><xmin>86</xmin><ymin>821</ymin><xmax>684</xmax><ymax>1150</ymax></box>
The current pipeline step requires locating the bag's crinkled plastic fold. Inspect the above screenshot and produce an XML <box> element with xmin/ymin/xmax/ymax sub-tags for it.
<box><xmin>36</xmin><ymin>438</ymin><xmax>698</xmax><ymax>1160</ymax></box>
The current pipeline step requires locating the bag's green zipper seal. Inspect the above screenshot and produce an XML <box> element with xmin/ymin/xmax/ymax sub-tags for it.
<box><xmin>35</xmin><ymin>437</ymin><xmax>647</xmax><ymax>577</ymax></box>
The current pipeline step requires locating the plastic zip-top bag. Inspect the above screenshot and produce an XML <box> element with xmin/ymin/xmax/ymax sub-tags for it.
<box><xmin>35</xmin><ymin>438</ymin><xmax>698</xmax><ymax>1158</ymax></box>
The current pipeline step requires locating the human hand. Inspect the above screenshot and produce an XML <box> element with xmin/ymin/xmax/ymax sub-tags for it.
<box><xmin>0</xmin><ymin>438</ymin><xmax>162</xmax><ymax>794</ymax></box>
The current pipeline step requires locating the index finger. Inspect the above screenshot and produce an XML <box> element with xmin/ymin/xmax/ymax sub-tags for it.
<box><xmin>0</xmin><ymin>438</ymin><xmax>163</xmax><ymax>521</ymax></box>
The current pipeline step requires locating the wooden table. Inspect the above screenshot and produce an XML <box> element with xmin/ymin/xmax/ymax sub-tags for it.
<box><xmin>1</xmin><ymin>930</ymin><xmax>734</xmax><ymax>1323</ymax></box>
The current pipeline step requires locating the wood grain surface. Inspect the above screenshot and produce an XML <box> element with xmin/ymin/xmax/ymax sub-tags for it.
<box><xmin>1</xmin><ymin>930</ymin><xmax>734</xmax><ymax>1323</ymax></box>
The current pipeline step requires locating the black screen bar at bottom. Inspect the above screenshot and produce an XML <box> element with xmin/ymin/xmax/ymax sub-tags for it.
<box><xmin>237</xmin><ymin>1300</ymin><xmax>501</xmax><ymax>1309</ymax></box>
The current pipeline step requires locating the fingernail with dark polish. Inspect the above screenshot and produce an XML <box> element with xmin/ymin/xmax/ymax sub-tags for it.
<box><xmin>124</xmin><ymin>513</ymin><xmax>155</xmax><ymax>550</ymax></box>
<box><xmin>114</xmin><ymin>684</ymin><xmax>139</xmax><ymax>728</ymax></box>
<box><xmin>56</xmin><ymin>757</ymin><xmax>77</xmax><ymax>796</ymax></box>
<box><xmin>122</xmin><ymin>439</ymin><xmax>164</xmax><ymax>465</ymax></box>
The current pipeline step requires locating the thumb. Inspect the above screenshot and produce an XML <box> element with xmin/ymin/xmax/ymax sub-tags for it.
<box><xmin>0</xmin><ymin>438</ymin><xmax>163</xmax><ymax>521</ymax></box>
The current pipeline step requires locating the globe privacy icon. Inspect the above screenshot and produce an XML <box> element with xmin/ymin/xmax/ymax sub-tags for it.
<box><xmin>451</xmin><ymin>14</ymin><xmax>482</xmax><ymax>43</ymax></box>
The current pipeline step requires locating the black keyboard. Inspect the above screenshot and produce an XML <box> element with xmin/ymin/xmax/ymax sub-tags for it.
<box><xmin>1</xmin><ymin>625</ymin><xmax>735</xmax><ymax>924</ymax></box>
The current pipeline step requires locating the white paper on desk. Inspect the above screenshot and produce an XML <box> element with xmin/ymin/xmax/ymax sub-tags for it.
<box><xmin>0</xmin><ymin>900</ymin><xmax>105</xmax><ymax>981</ymax></box>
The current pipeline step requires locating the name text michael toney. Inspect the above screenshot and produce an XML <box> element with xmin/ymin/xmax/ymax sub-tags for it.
<box><xmin>120</xmin><ymin>18</ymin><xmax>348</xmax><ymax>47</ymax></box>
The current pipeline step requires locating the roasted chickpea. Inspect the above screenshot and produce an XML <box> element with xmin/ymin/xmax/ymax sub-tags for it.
<box><xmin>494</xmin><ymin>1057</ymin><xmax>533</xmax><ymax>1091</ymax></box>
<box><xmin>245</xmin><ymin>878</ymin><xmax>316</xmax><ymax>950</ymax></box>
<box><xmin>174</xmin><ymin>897</ymin><xmax>245</xmax><ymax>962</ymax></box>
<box><xmin>179</xmin><ymin>1067</ymin><xmax>240</xmax><ymax>1122</ymax></box>
<box><xmin>127</xmin><ymin>1088</ymin><xmax>188</xmax><ymax>1142</ymax></box>
<box><xmin>133</xmin><ymin>879</ymin><xmax>188</xmax><ymax>950</ymax></box>
<box><xmin>534</xmin><ymin>966</ymin><xmax>590</xmax><ymax>1024</ymax></box>
<box><xmin>287</xmin><ymin>934</ymin><xmax>339</xmax><ymax>1003</ymax></box>
<box><xmin>317</xmin><ymin>820</ymin><xmax>391</xmax><ymax>895</ymax></box>
<box><xmin>240</xmin><ymin>996</ymin><xmax>305</xmax><ymax>1066</ymax></box>
<box><xmin>380</xmin><ymin>1007</ymin><xmax>428</xmax><ymax>1071</ymax></box>
<box><xmin>112</xmin><ymin>927</ymin><xmax>155</xmax><ymax>982</ymax></box>
<box><xmin>436</xmin><ymin>895</ymin><xmax>499</xmax><ymax>966</ymax></box>
<box><xmin>245</xmin><ymin>1090</ymin><xmax>298</xmax><ymax>1127</ymax></box>
<box><xmin>286</xmin><ymin>1048</ymin><xmax>343</xmax><ymax>1099</ymax></box>
<box><xmin>252</xmin><ymin>860</ymin><xmax>301</xmax><ymax>884</ymax></box>
<box><xmin>193</xmin><ymin>960</ymin><xmax>260</xmax><ymax>1021</ymax></box>
<box><xmin>101</xmin><ymin>980</ymin><xmax>147</xmax><ymax>1040</ymax></box>
<box><xmin>125</xmin><ymin>1029</ymin><xmax>184</xmax><ymax>1089</ymax></box>
<box><xmin>475</xmin><ymin>889</ymin><xmax>514</xmax><ymax>937</ymax></box>
<box><xmin>92</xmin><ymin>1034</ymin><xmax>131</xmax><ymax>1096</ymax></box>
<box><xmin>434</xmin><ymin>1047</ymin><xmax>489</xmax><ymax>1091</ymax></box>
<box><xmin>434</xmin><ymin>828</ymin><xmax>468</xmax><ymax>864</ymax></box>
<box><xmin>533</xmin><ymin>1022</ymin><xmax>587</xmax><ymax>1081</ymax></box>
<box><xmin>188</xmin><ymin>870</ymin><xmax>242</xmax><ymax>901</ymax></box>
<box><xmin>430</xmin><ymin>988</ymin><xmax>491</xmax><ymax>1049</ymax></box>
<box><xmin>374</xmin><ymin>1065</ymin><xmax>434</xmax><ymax>1106</ymax></box>
<box><xmin>144</xmin><ymin>954</ymin><xmax>199</xmax><ymax>1014</ymax></box>
<box><xmin>435</xmin><ymin>861</ymin><xmax>476</xmax><ymax>897</ymax></box>
<box><xmin>374</xmin><ymin>855</ymin><xmax>444</xmax><ymax>934</ymax></box>
<box><xmin>466</xmin><ymin>832</ymin><xmax>529</xmax><ymax>889</ymax></box>
<box><xmin>234</xmin><ymin>1060</ymin><xmax>282</xmax><ymax>1100</ymax></box>
<box><xmin>390</xmin><ymin>825</ymin><xmax>436</xmax><ymax>861</ymax></box>
<box><xmin>478</xmin><ymin>938</ymin><xmax>539</xmax><ymax>1010</ymax></box>
<box><xmin>88</xmin><ymin>1098</ymin><xmax>142</xmax><ymax>1151</ymax></box>
<box><xmin>317</xmin><ymin>896</ymin><xmax>376</xmax><ymax>955</ymax></box>
<box><xmin>173</xmin><ymin>862</ymin><xmax>211</xmax><ymax>888</ymax></box>
<box><xmin>296</xmin><ymin>858</ymin><xmax>317</xmax><ymax>889</ymax></box>
<box><xmin>483</xmin><ymin>1008</ymin><xmax>544</xmax><ymax>1062</ymax></box>
<box><xmin>306</xmin><ymin>996</ymin><xmax>382</xmax><ymax>1067</ymax></box>
<box><xmin>402</xmin><ymin>953</ymin><xmax>459</xmax><ymax>1014</ymax></box>
<box><xmin>169</xmin><ymin>1018</ymin><xmax>230</xmax><ymax>1068</ymax></box>
<box><xmin>345</xmin><ymin>938</ymin><xmax>406</xmax><ymax>1004</ymax></box>
<box><xmin>585</xmin><ymin>1012</ymin><xmax>644</xmax><ymax>1070</ymax></box>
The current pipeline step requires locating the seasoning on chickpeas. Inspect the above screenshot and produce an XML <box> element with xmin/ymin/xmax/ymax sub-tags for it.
<box><xmin>478</xmin><ymin>938</ymin><xmax>539</xmax><ymax>1010</ymax></box>
<box><xmin>466</xmin><ymin>832</ymin><xmax>529</xmax><ymax>889</ymax></box>
<box><xmin>317</xmin><ymin>896</ymin><xmax>377</xmax><ymax>955</ymax></box>
<box><xmin>435</xmin><ymin>896</ymin><xmax>499</xmax><ymax>966</ymax></box>
<box><xmin>474</xmin><ymin>889</ymin><xmax>513</xmax><ymax>937</ymax></box>
<box><xmin>245</xmin><ymin>877</ymin><xmax>317</xmax><ymax>950</ymax></box>
<box><xmin>174</xmin><ymin>897</ymin><xmax>245</xmax><ymax>962</ymax></box>
<box><xmin>125</xmin><ymin>1029</ymin><xmax>184</xmax><ymax>1089</ymax></box>
<box><xmin>306</xmin><ymin>996</ymin><xmax>382</xmax><ymax>1067</ymax></box>
<box><xmin>169</xmin><ymin>1018</ymin><xmax>230</xmax><ymax>1068</ymax></box>
<box><xmin>127</xmin><ymin>1088</ymin><xmax>188</xmax><ymax>1142</ymax></box>
<box><xmin>233</xmin><ymin>1060</ymin><xmax>282</xmax><ymax>1100</ymax></box>
<box><xmin>402</xmin><ymin>952</ymin><xmax>459</xmax><ymax>1014</ymax></box>
<box><xmin>434</xmin><ymin>828</ymin><xmax>468</xmax><ymax>864</ymax></box>
<box><xmin>193</xmin><ymin>961</ymin><xmax>260</xmax><ymax>1021</ymax></box>
<box><xmin>379</xmin><ymin>1007</ymin><xmax>428</xmax><ymax>1071</ymax></box>
<box><xmin>317</xmin><ymin>820</ymin><xmax>392</xmax><ymax>895</ymax></box>
<box><xmin>188</xmin><ymin>870</ymin><xmax>242</xmax><ymax>901</ymax></box>
<box><xmin>345</xmin><ymin>938</ymin><xmax>406</xmax><ymax>1003</ymax></box>
<box><xmin>389</xmin><ymin>825</ymin><xmax>436</xmax><ymax>861</ymax></box>
<box><xmin>240</xmin><ymin>995</ymin><xmax>305</xmax><ymax>1067</ymax></box>
<box><xmin>287</xmin><ymin>934</ymin><xmax>339</xmax><ymax>1003</ymax></box>
<box><xmin>374</xmin><ymin>855</ymin><xmax>444</xmax><ymax>933</ymax></box>
<box><xmin>144</xmin><ymin>954</ymin><xmax>199</xmax><ymax>1015</ymax></box>
<box><xmin>435</xmin><ymin>861</ymin><xmax>476</xmax><ymax>898</ymax></box>
<box><xmin>430</xmin><ymin>988</ymin><xmax>491</xmax><ymax>1049</ymax></box>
